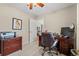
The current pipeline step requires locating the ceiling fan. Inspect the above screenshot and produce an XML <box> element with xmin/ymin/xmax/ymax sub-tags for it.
<box><xmin>27</xmin><ymin>3</ymin><xmax>45</xmax><ymax>10</ymax></box>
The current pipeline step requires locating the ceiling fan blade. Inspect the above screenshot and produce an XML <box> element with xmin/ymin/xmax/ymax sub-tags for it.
<box><xmin>36</xmin><ymin>3</ymin><xmax>45</xmax><ymax>7</ymax></box>
<box><xmin>29</xmin><ymin>3</ymin><xmax>33</xmax><ymax>9</ymax></box>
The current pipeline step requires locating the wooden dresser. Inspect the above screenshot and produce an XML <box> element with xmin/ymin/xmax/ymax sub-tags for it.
<box><xmin>58</xmin><ymin>37</ymin><xmax>74</xmax><ymax>55</ymax></box>
<box><xmin>0</xmin><ymin>36</ymin><xmax>22</xmax><ymax>56</ymax></box>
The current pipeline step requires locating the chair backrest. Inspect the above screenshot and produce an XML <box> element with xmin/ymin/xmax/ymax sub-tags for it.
<box><xmin>41</xmin><ymin>32</ymin><xmax>54</xmax><ymax>47</ymax></box>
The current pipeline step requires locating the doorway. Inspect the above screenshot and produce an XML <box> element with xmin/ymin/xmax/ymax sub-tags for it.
<box><xmin>28</xmin><ymin>18</ymin><xmax>44</xmax><ymax>44</ymax></box>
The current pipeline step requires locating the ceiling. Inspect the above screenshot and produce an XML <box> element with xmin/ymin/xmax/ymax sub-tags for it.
<box><xmin>0</xmin><ymin>3</ymin><xmax>74</xmax><ymax>18</ymax></box>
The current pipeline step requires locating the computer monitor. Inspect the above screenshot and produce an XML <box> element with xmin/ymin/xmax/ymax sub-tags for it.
<box><xmin>61</xmin><ymin>27</ymin><xmax>74</xmax><ymax>38</ymax></box>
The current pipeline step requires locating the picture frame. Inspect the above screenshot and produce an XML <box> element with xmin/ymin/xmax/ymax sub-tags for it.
<box><xmin>12</xmin><ymin>18</ymin><xmax>22</xmax><ymax>30</ymax></box>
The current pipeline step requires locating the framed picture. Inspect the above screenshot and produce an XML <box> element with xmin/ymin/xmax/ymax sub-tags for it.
<box><xmin>12</xmin><ymin>18</ymin><xmax>22</xmax><ymax>30</ymax></box>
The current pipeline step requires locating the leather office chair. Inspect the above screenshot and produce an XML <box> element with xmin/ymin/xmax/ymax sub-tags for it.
<box><xmin>41</xmin><ymin>33</ymin><xmax>58</xmax><ymax>56</ymax></box>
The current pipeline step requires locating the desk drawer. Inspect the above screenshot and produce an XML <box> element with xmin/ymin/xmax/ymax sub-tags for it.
<box><xmin>4</xmin><ymin>39</ymin><xmax>20</xmax><ymax>47</ymax></box>
<box><xmin>3</xmin><ymin>45</ymin><xmax>20</xmax><ymax>55</ymax></box>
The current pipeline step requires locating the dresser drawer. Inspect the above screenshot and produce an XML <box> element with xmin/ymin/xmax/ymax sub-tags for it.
<box><xmin>3</xmin><ymin>45</ymin><xmax>20</xmax><ymax>55</ymax></box>
<box><xmin>4</xmin><ymin>39</ymin><xmax>20</xmax><ymax>47</ymax></box>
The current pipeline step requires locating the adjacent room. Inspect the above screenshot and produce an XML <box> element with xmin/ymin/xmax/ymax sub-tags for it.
<box><xmin>0</xmin><ymin>3</ymin><xmax>78</xmax><ymax>56</ymax></box>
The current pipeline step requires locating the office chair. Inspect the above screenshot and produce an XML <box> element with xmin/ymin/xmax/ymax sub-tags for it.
<box><xmin>41</xmin><ymin>33</ymin><xmax>58</xmax><ymax>56</ymax></box>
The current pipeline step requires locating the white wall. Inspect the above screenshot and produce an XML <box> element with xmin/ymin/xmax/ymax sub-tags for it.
<box><xmin>77</xmin><ymin>4</ymin><xmax>79</xmax><ymax>50</ymax></box>
<box><xmin>0</xmin><ymin>6</ymin><xmax>29</xmax><ymax>48</ymax></box>
<box><xmin>44</xmin><ymin>4</ymin><xmax>77</xmax><ymax>34</ymax></box>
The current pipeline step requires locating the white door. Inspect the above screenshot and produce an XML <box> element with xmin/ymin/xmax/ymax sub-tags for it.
<box><xmin>29</xmin><ymin>19</ymin><xmax>37</xmax><ymax>43</ymax></box>
<box><xmin>29</xmin><ymin>18</ymin><xmax>44</xmax><ymax>43</ymax></box>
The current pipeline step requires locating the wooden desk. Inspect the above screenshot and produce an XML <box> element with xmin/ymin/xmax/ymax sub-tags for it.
<box><xmin>0</xmin><ymin>37</ymin><xmax>22</xmax><ymax>56</ymax></box>
<box><xmin>58</xmin><ymin>37</ymin><xmax>74</xmax><ymax>55</ymax></box>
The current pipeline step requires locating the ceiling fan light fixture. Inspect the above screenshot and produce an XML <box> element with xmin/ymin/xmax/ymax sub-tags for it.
<box><xmin>36</xmin><ymin>3</ymin><xmax>45</xmax><ymax>7</ymax></box>
<box><xmin>27</xmin><ymin>3</ymin><xmax>45</xmax><ymax>10</ymax></box>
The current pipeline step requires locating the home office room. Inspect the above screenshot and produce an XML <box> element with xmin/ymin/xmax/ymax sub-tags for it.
<box><xmin>0</xmin><ymin>1</ymin><xmax>79</xmax><ymax>57</ymax></box>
